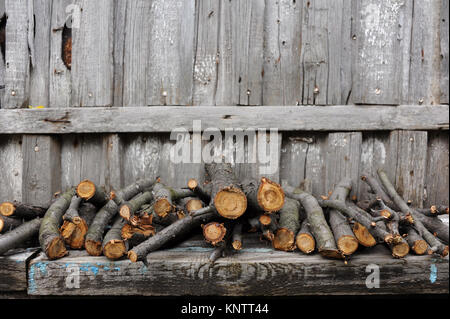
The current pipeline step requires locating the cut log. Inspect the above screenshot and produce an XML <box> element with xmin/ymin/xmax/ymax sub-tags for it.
<box><xmin>328</xmin><ymin>178</ymin><xmax>358</xmax><ymax>256</ymax></box>
<box><xmin>360</xmin><ymin>174</ymin><xmax>399</xmax><ymax>211</ymax></box>
<box><xmin>0</xmin><ymin>218</ymin><xmax>41</xmax><ymax>255</ymax></box>
<box><xmin>352</xmin><ymin>222</ymin><xmax>377</xmax><ymax>247</ymax></box>
<box><xmin>0</xmin><ymin>216</ymin><xmax>23</xmax><ymax>234</ymax></box>
<box><xmin>119</xmin><ymin>191</ymin><xmax>153</xmax><ymax>222</ymax></box>
<box><xmin>205</xmin><ymin>163</ymin><xmax>247</xmax><ymax>219</ymax></box>
<box><xmin>414</xmin><ymin>213</ymin><xmax>449</xmax><ymax>244</ymax></box>
<box><xmin>284</xmin><ymin>185</ymin><xmax>341</xmax><ymax>258</ymax></box>
<box><xmin>84</xmin><ymin>178</ymin><xmax>157</xmax><ymax>256</ymax></box>
<box><xmin>406</xmin><ymin>227</ymin><xmax>428</xmax><ymax>255</ymax></box>
<box><xmin>60</xmin><ymin>196</ymin><xmax>89</xmax><ymax>249</ymax></box>
<box><xmin>231</xmin><ymin>222</ymin><xmax>243</xmax><ymax>250</ymax></box>
<box><xmin>203</xmin><ymin>222</ymin><xmax>227</xmax><ymax>246</ymax></box>
<box><xmin>415</xmin><ymin>205</ymin><xmax>449</xmax><ymax>216</ymax></box>
<box><xmin>0</xmin><ymin>201</ymin><xmax>47</xmax><ymax>219</ymax></box>
<box><xmin>273</xmin><ymin>197</ymin><xmax>300</xmax><ymax>252</ymax></box>
<box><xmin>378</xmin><ymin>169</ymin><xmax>448</xmax><ymax>255</ymax></box>
<box><xmin>320</xmin><ymin>199</ymin><xmax>409</xmax><ymax>258</ymax></box>
<box><xmin>152</xmin><ymin>183</ymin><xmax>195</xmax><ymax>218</ymax></box>
<box><xmin>187</xmin><ymin>179</ymin><xmax>212</xmax><ymax>203</ymax></box>
<box><xmin>76</xmin><ymin>180</ymin><xmax>110</xmax><ymax>207</ymax></box>
<box><xmin>178</xmin><ymin>197</ymin><xmax>204</xmax><ymax>214</ymax></box>
<box><xmin>121</xmin><ymin>224</ymin><xmax>156</xmax><ymax>241</ymax></box>
<box><xmin>39</xmin><ymin>188</ymin><xmax>76</xmax><ymax>260</ymax></box>
<box><xmin>241</xmin><ymin>178</ymin><xmax>285</xmax><ymax>214</ymax></box>
<box><xmin>128</xmin><ymin>206</ymin><xmax>217</xmax><ymax>262</ymax></box>
<box><xmin>356</xmin><ymin>197</ymin><xmax>378</xmax><ymax>212</ymax></box>
<box><xmin>296</xmin><ymin>220</ymin><xmax>315</xmax><ymax>254</ymax></box>
<box><xmin>102</xmin><ymin>216</ymin><xmax>128</xmax><ymax>260</ymax></box>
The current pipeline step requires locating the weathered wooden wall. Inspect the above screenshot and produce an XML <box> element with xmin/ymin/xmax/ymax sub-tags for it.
<box><xmin>0</xmin><ymin>0</ymin><xmax>448</xmax><ymax>208</ymax></box>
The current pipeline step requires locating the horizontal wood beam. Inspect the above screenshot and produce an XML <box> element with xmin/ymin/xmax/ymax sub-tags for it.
<box><xmin>27</xmin><ymin>244</ymin><xmax>448</xmax><ymax>296</ymax></box>
<box><xmin>0</xmin><ymin>105</ymin><xmax>448</xmax><ymax>134</ymax></box>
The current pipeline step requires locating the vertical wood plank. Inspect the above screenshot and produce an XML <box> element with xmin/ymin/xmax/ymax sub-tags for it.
<box><xmin>388</xmin><ymin>131</ymin><xmax>428</xmax><ymax>207</ymax></box>
<box><xmin>263</xmin><ymin>0</ymin><xmax>302</xmax><ymax>105</ymax></box>
<box><xmin>71</xmin><ymin>0</ymin><xmax>114</xmax><ymax>107</ymax></box>
<box><xmin>3</xmin><ymin>0</ymin><xmax>31</xmax><ymax>108</ymax></box>
<box><xmin>425</xmin><ymin>131</ymin><xmax>449</xmax><ymax>207</ymax></box>
<box><xmin>0</xmin><ymin>0</ymin><xmax>5</xmax><ymax>108</ymax></box>
<box><xmin>325</xmin><ymin>132</ymin><xmax>362</xmax><ymax>198</ymax></box>
<box><xmin>21</xmin><ymin>136</ymin><xmax>61</xmax><ymax>207</ymax></box>
<box><xmin>112</xmin><ymin>0</ymin><xmax>126</xmax><ymax>107</ymax></box>
<box><xmin>104</xmin><ymin>134</ymin><xmax>123</xmax><ymax>191</ymax></box>
<box><xmin>147</xmin><ymin>0</ymin><xmax>196</xmax><ymax>106</ymax></box>
<box><xmin>398</xmin><ymin>0</ymin><xmax>413</xmax><ymax>104</ymax></box>
<box><xmin>49</xmin><ymin>0</ymin><xmax>73</xmax><ymax>108</ymax></box>
<box><xmin>122</xmin><ymin>0</ymin><xmax>151</xmax><ymax>107</ymax></box>
<box><xmin>29</xmin><ymin>0</ymin><xmax>52</xmax><ymax>108</ymax></box>
<box><xmin>216</xmin><ymin>0</ymin><xmax>265</xmax><ymax>106</ymax></box>
<box><xmin>0</xmin><ymin>135</ymin><xmax>23</xmax><ymax>203</ymax></box>
<box><xmin>121</xmin><ymin>134</ymin><xmax>161</xmax><ymax>187</ymax></box>
<box><xmin>353</xmin><ymin>0</ymin><xmax>404</xmax><ymax>105</ymax></box>
<box><xmin>358</xmin><ymin>132</ymin><xmax>390</xmax><ymax>200</ymax></box>
<box><xmin>408</xmin><ymin>0</ymin><xmax>442</xmax><ymax>105</ymax></box>
<box><xmin>193</xmin><ymin>0</ymin><xmax>220</xmax><ymax>105</ymax></box>
<box><xmin>440</xmin><ymin>0</ymin><xmax>449</xmax><ymax>104</ymax></box>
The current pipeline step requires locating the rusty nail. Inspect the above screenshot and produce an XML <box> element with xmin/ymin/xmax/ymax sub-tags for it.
<box><xmin>313</xmin><ymin>87</ymin><xmax>320</xmax><ymax>94</ymax></box>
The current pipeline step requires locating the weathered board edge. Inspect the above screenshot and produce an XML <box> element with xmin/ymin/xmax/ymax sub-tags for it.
<box><xmin>0</xmin><ymin>248</ymin><xmax>40</xmax><ymax>292</ymax></box>
<box><xmin>0</xmin><ymin>105</ymin><xmax>448</xmax><ymax>134</ymax></box>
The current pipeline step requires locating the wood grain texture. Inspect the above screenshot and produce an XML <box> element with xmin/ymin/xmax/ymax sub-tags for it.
<box><xmin>192</xmin><ymin>0</ymin><xmax>220</xmax><ymax>106</ymax></box>
<box><xmin>21</xmin><ymin>135</ymin><xmax>61</xmax><ymax>207</ymax></box>
<box><xmin>2</xmin><ymin>0</ymin><xmax>31</xmax><ymax>108</ymax></box>
<box><xmin>112</xmin><ymin>0</ymin><xmax>126</xmax><ymax>107</ymax></box>
<box><xmin>425</xmin><ymin>131</ymin><xmax>449</xmax><ymax>207</ymax></box>
<box><xmin>0</xmin><ymin>135</ymin><xmax>23</xmax><ymax>203</ymax></box>
<box><xmin>263</xmin><ymin>0</ymin><xmax>302</xmax><ymax>105</ymax></box>
<box><xmin>0</xmin><ymin>0</ymin><xmax>5</xmax><ymax>108</ymax></box>
<box><xmin>440</xmin><ymin>0</ymin><xmax>449</xmax><ymax>104</ymax></box>
<box><xmin>352</xmin><ymin>0</ymin><xmax>404</xmax><ymax>105</ymax></box>
<box><xmin>122</xmin><ymin>0</ymin><xmax>151</xmax><ymax>107</ymax></box>
<box><xmin>216</xmin><ymin>0</ymin><xmax>265</xmax><ymax>106</ymax></box>
<box><xmin>0</xmin><ymin>248</ymin><xmax>39</xmax><ymax>292</ymax></box>
<box><xmin>49</xmin><ymin>0</ymin><xmax>74</xmax><ymax>109</ymax></box>
<box><xmin>388</xmin><ymin>131</ymin><xmax>428</xmax><ymax>207</ymax></box>
<box><xmin>408</xmin><ymin>0</ymin><xmax>442</xmax><ymax>105</ymax></box>
<box><xmin>0</xmin><ymin>105</ymin><xmax>448</xmax><ymax>134</ymax></box>
<box><xmin>325</xmin><ymin>132</ymin><xmax>362</xmax><ymax>198</ymax></box>
<box><xmin>71</xmin><ymin>0</ymin><xmax>114</xmax><ymax>107</ymax></box>
<box><xmin>147</xmin><ymin>0</ymin><xmax>196</xmax><ymax>106</ymax></box>
<box><xmin>29</xmin><ymin>0</ymin><xmax>52</xmax><ymax>108</ymax></box>
<box><xmin>26</xmin><ymin>237</ymin><xmax>448</xmax><ymax>296</ymax></box>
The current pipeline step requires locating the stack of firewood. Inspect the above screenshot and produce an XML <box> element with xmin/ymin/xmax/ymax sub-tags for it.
<box><xmin>0</xmin><ymin>163</ymin><xmax>448</xmax><ymax>263</ymax></box>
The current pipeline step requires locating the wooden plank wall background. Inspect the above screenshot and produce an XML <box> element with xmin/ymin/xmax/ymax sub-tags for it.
<box><xmin>0</xmin><ymin>0</ymin><xmax>448</xmax><ymax>208</ymax></box>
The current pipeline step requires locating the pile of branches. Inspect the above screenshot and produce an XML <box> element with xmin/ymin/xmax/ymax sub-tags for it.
<box><xmin>0</xmin><ymin>164</ymin><xmax>448</xmax><ymax>263</ymax></box>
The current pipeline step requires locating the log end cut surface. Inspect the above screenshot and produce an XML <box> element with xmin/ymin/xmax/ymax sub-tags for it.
<box><xmin>104</xmin><ymin>240</ymin><xmax>127</xmax><ymax>260</ymax></box>
<box><xmin>337</xmin><ymin>235</ymin><xmax>359</xmax><ymax>256</ymax></box>
<box><xmin>353</xmin><ymin>222</ymin><xmax>377</xmax><ymax>247</ymax></box>
<box><xmin>412</xmin><ymin>240</ymin><xmax>429</xmax><ymax>255</ymax></box>
<box><xmin>85</xmin><ymin>239</ymin><xmax>103</xmax><ymax>256</ymax></box>
<box><xmin>214</xmin><ymin>188</ymin><xmax>247</xmax><ymax>219</ymax></box>
<box><xmin>76</xmin><ymin>180</ymin><xmax>96</xmax><ymax>201</ymax></box>
<box><xmin>257</xmin><ymin>178</ymin><xmax>285</xmax><ymax>213</ymax></box>
<box><xmin>154</xmin><ymin>199</ymin><xmax>172</xmax><ymax>218</ymax></box>
<box><xmin>186</xmin><ymin>199</ymin><xmax>203</xmax><ymax>213</ymax></box>
<box><xmin>273</xmin><ymin>228</ymin><xmax>296</xmax><ymax>252</ymax></box>
<box><xmin>46</xmin><ymin>237</ymin><xmax>68</xmax><ymax>260</ymax></box>
<box><xmin>296</xmin><ymin>233</ymin><xmax>315</xmax><ymax>254</ymax></box>
<box><xmin>203</xmin><ymin>222</ymin><xmax>227</xmax><ymax>246</ymax></box>
<box><xmin>392</xmin><ymin>242</ymin><xmax>410</xmax><ymax>258</ymax></box>
<box><xmin>0</xmin><ymin>202</ymin><xmax>15</xmax><ymax>217</ymax></box>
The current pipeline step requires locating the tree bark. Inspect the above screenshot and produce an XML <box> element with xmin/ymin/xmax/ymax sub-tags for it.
<box><xmin>360</xmin><ymin>173</ymin><xmax>399</xmax><ymax>211</ymax></box>
<box><xmin>60</xmin><ymin>196</ymin><xmax>88</xmax><ymax>249</ymax></box>
<box><xmin>328</xmin><ymin>178</ymin><xmax>358</xmax><ymax>256</ymax></box>
<box><xmin>128</xmin><ymin>206</ymin><xmax>217</xmax><ymax>262</ymax></box>
<box><xmin>187</xmin><ymin>179</ymin><xmax>212</xmax><ymax>203</ymax></box>
<box><xmin>84</xmin><ymin>178</ymin><xmax>157</xmax><ymax>256</ymax></box>
<box><xmin>231</xmin><ymin>222</ymin><xmax>243</xmax><ymax>250</ymax></box>
<box><xmin>296</xmin><ymin>220</ymin><xmax>315</xmax><ymax>254</ymax></box>
<box><xmin>415</xmin><ymin>205</ymin><xmax>449</xmax><ymax>216</ymax></box>
<box><xmin>76</xmin><ymin>180</ymin><xmax>110</xmax><ymax>207</ymax></box>
<box><xmin>119</xmin><ymin>191</ymin><xmax>153</xmax><ymax>221</ymax></box>
<box><xmin>102</xmin><ymin>216</ymin><xmax>128</xmax><ymax>260</ymax></box>
<box><xmin>241</xmin><ymin>178</ymin><xmax>285</xmax><ymax>214</ymax></box>
<box><xmin>39</xmin><ymin>188</ymin><xmax>76</xmax><ymax>260</ymax></box>
<box><xmin>0</xmin><ymin>201</ymin><xmax>46</xmax><ymax>219</ymax></box>
<box><xmin>0</xmin><ymin>218</ymin><xmax>41</xmax><ymax>255</ymax></box>
<box><xmin>284</xmin><ymin>186</ymin><xmax>341</xmax><ymax>258</ymax></box>
<box><xmin>152</xmin><ymin>183</ymin><xmax>195</xmax><ymax>218</ymax></box>
<box><xmin>0</xmin><ymin>215</ymin><xmax>23</xmax><ymax>234</ymax></box>
<box><xmin>205</xmin><ymin>163</ymin><xmax>247</xmax><ymax>219</ymax></box>
<box><xmin>273</xmin><ymin>197</ymin><xmax>300</xmax><ymax>251</ymax></box>
<box><xmin>406</xmin><ymin>227</ymin><xmax>428</xmax><ymax>255</ymax></box>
